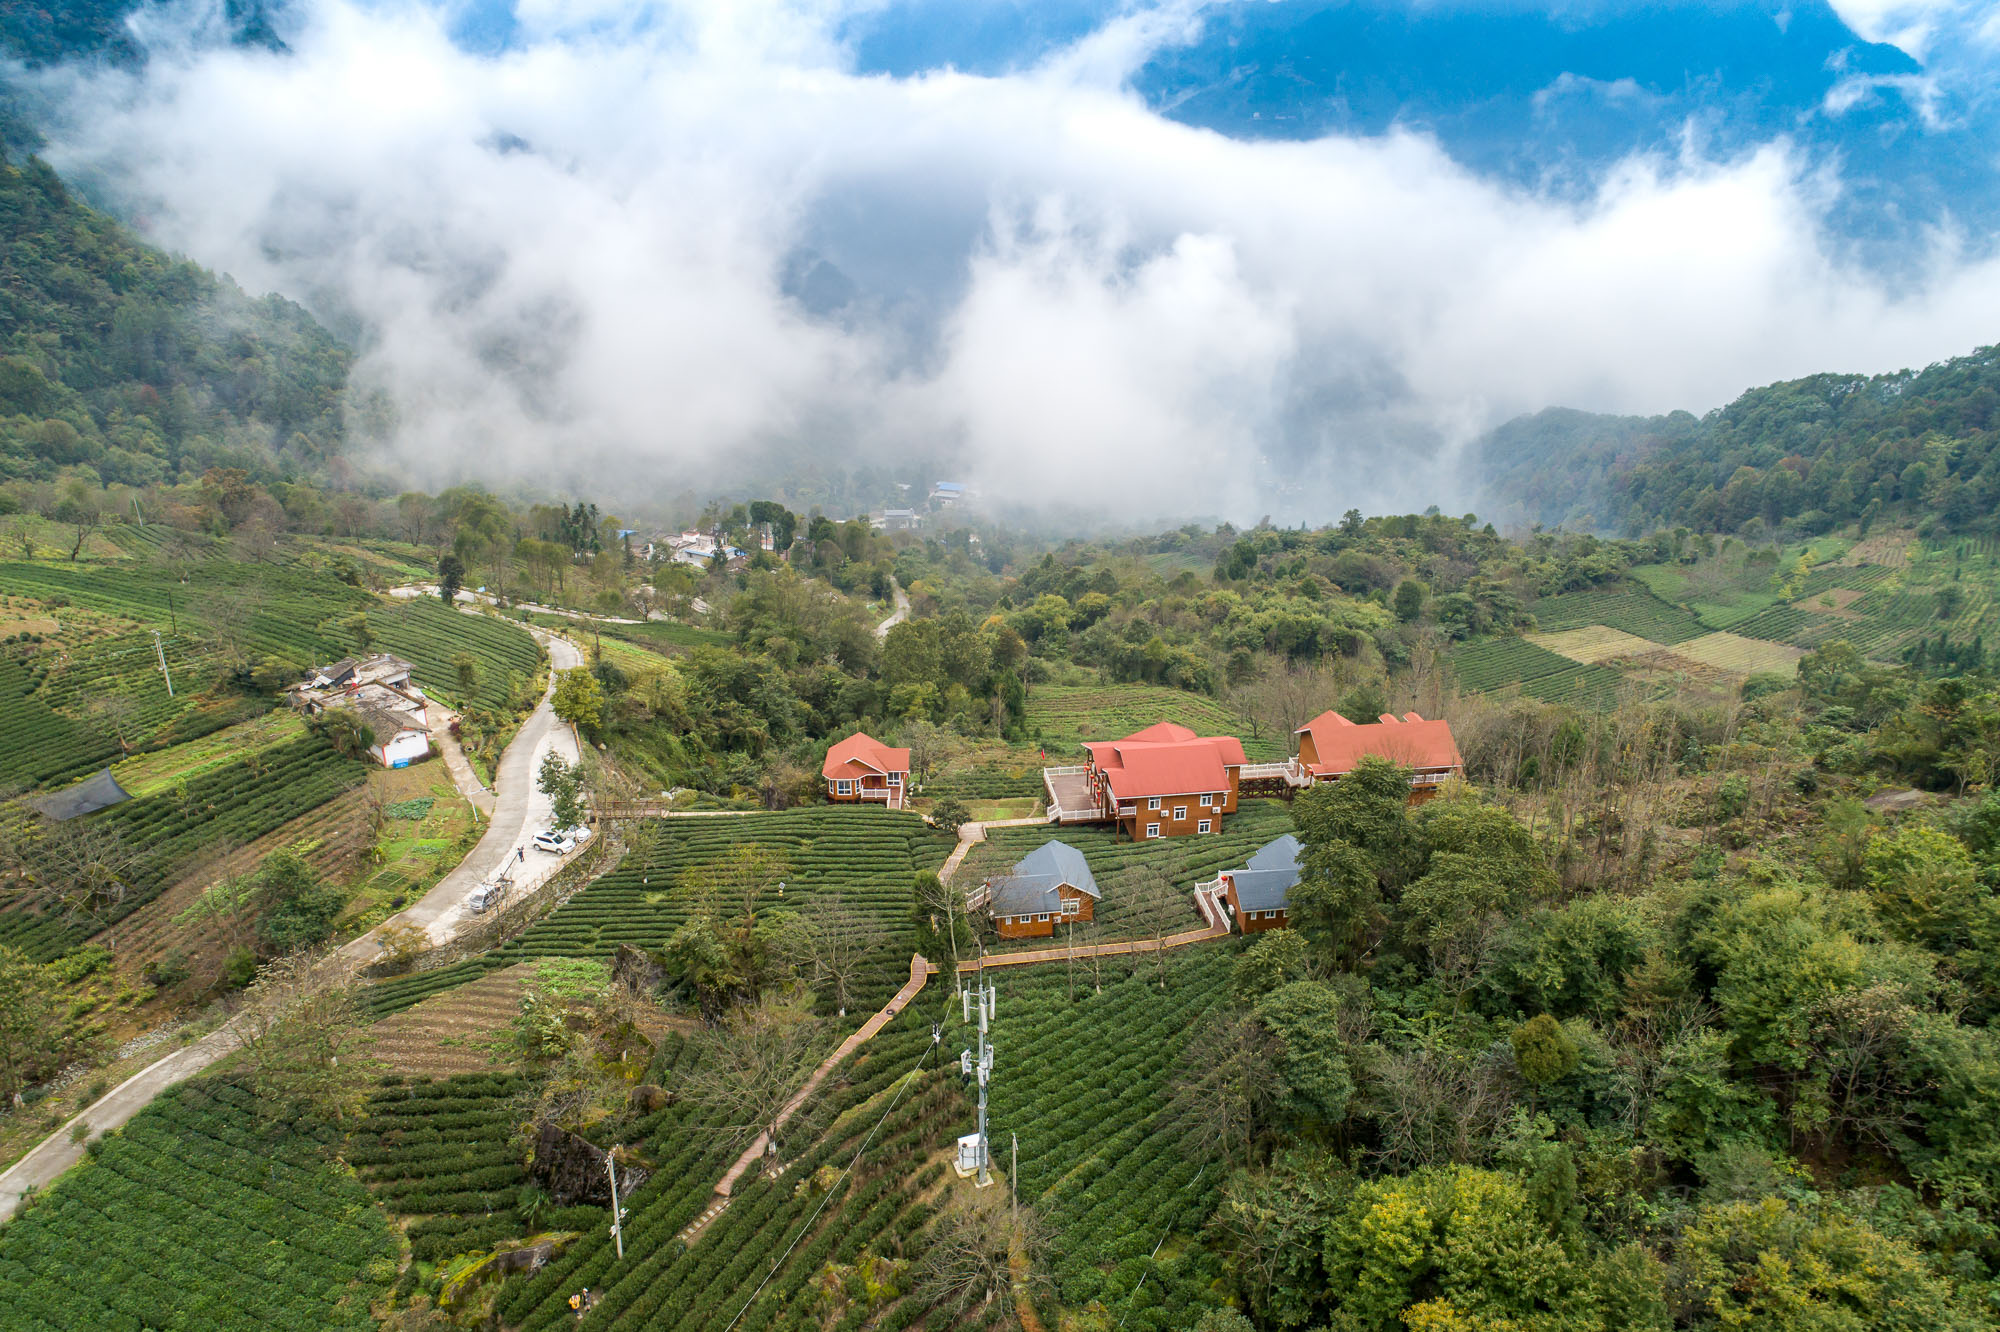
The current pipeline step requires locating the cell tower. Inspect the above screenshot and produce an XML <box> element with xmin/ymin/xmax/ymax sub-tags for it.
<box><xmin>957</xmin><ymin>977</ymin><xmax>996</xmax><ymax>1187</ymax></box>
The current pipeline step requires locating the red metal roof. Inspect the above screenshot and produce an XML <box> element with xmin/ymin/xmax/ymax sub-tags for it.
<box><xmin>1086</xmin><ymin>724</ymin><xmax>1245</xmax><ymax>800</ymax></box>
<box><xmin>1295</xmin><ymin>710</ymin><xmax>1462</xmax><ymax>777</ymax></box>
<box><xmin>822</xmin><ymin>732</ymin><xmax>911</xmax><ymax>782</ymax></box>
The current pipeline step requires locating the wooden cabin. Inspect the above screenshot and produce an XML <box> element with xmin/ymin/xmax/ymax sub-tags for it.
<box><xmin>1079</xmin><ymin>723</ymin><xmax>1244</xmax><ymax>840</ymax></box>
<box><xmin>1293</xmin><ymin>710</ymin><xmax>1463</xmax><ymax>804</ymax></box>
<box><xmin>1219</xmin><ymin>834</ymin><xmax>1301</xmax><ymax>933</ymax></box>
<box><xmin>972</xmin><ymin>841</ymin><xmax>1101</xmax><ymax>939</ymax></box>
<box><xmin>822</xmin><ymin>732</ymin><xmax>911</xmax><ymax>809</ymax></box>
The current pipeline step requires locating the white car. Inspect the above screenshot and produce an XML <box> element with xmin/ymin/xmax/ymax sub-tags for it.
<box><xmin>466</xmin><ymin>882</ymin><xmax>505</xmax><ymax>913</ymax></box>
<box><xmin>532</xmin><ymin>831</ymin><xmax>577</xmax><ymax>855</ymax></box>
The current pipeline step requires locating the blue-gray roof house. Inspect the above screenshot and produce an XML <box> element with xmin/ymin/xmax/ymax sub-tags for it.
<box><xmin>1222</xmin><ymin>834</ymin><xmax>1301</xmax><ymax>931</ymax></box>
<box><xmin>979</xmin><ymin>840</ymin><xmax>1100</xmax><ymax>938</ymax></box>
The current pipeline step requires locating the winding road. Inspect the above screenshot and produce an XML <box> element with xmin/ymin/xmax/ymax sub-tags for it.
<box><xmin>0</xmin><ymin>622</ymin><xmax>584</xmax><ymax>1223</ymax></box>
<box><xmin>876</xmin><ymin>579</ymin><xmax>910</xmax><ymax>638</ymax></box>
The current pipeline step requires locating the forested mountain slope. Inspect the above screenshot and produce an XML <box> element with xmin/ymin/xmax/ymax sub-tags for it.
<box><xmin>0</xmin><ymin>156</ymin><xmax>351</xmax><ymax>487</ymax></box>
<box><xmin>1479</xmin><ymin>342</ymin><xmax>2000</xmax><ymax>537</ymax></box>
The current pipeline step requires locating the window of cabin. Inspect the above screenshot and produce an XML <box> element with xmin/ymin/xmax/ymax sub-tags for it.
<box><xmin>1198</xmin><ymin>819</ymin><xmax>1212</xmax><ymax>834</ymax></box>
<box><xmin>1036</xmin><ymin>913</ymin><xmax>1050</xmax><ymax>922</ymax></box>
<box><xmin>1148</xmin><ymin>797</ymin><xmax>1161</xmax><ymax>810</ymax></box>
<box><xmin>1173</xmin><ymin>806</ymin><xmax>1187</xmax><ymax>821</ymax></box>
<box><xmin>1060</xmin><ymin>898</ymin><xmax>1080</xmax><ymax>914</ymax></box>
<box><xmin>1200</xmin><ymin>793</ymin><xmax>1212</xmax><ymax>807</ymax></box>
<box><xmin>836</xmin><ymin>779</ymin><xmax>853</xmax><ymax>795</ymax></box>
<box><xmin>1146</xmin><ymin>823</ymin><xmax>1160</xmax><ymax>839</ymax></box>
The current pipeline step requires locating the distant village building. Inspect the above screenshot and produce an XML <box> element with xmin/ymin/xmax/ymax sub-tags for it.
<box><xmin>872</xmin><ymin>508</ymin><xmax>922</xmax><ymax>532</ymax></box>
<box><xmin>1044</xmin><ymin>722</ymin><xmax>1244</xmax><ymax>840</ymax></box>
<box><xmin>821</xmin><ymin>732</ymin><xmax>911</xmax><ymax>809</ymax></box>
<box><xmin>969</xmin><ymin>840</ymin><xmax>1100</xmax><ymax>938</ymax></box>
<box><xmin>929</xmin><ymin>481</ymin><xmax>968</xmax><ymax>506</ymax></box>
<box><xmin>1216</xmin><ymin>834</ymin><xmax>1301</xmax><ymax>932</ymax></box>
<box><xmin>290</xmin><ymin>653</ymin><xmax>433</xmax><ymax>768</ymax></box>
<box><xmin>667</xmin><ymin>527</ymin><xmax>749</xmax><ymax>569</ymax></box>
<box><xmin>1294</xmin><ymin>710</ymin><xmax>1464</xmax><ymax>803</ymax></box>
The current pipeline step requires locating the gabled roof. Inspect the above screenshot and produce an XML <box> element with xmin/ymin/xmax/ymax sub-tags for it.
<box><xmin>29</xmin><ymin>768</ymin><xmax>132</xmax><ymax>821</ymax></box>
<box><xmin>1227</xmin><ymin>834</ymin><xmax>1302</xmax><ymax>912</ymax></box>
<box><xmin>986</xmin><ymin>840</ymin><xmax>1100</xmax><ymax>917</ymax></box>
<box><xmin>1085</xmin><ymin>724</ymin><xmax>1246</xmax><ymax>800</ymax></box>
<box><xmin>822</xmin><ymin>732</ymin><xmax>911</xmax><ymax>783</ymax></box>
<box><xmin>1295</xmin><ymin>710</ymin><xmax>1462</xmax><ymax>777</ymax></box>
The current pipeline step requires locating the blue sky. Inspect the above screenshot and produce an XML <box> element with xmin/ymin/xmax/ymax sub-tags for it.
<box><xmin>33</xmin><ymin>0</ymin><xmax>2000</xmax><ymax>519</ymax></box>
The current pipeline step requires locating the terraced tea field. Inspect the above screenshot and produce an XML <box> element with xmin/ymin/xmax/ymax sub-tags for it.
<box><xmin>369</xmin><ymin>598</ymin><xmax>543</xmax><ymax>712</ymax></box>
<box><xmin>1530</xmin><ymin>587</ymin><xmax>1706</xmax><ymax>643</ymax></box>
<box><xmin>360</xmin><ymin>808</ymin><xmax>955</xmax><ymax>1020</ymax></box>
<box><xmin>1025</xmin><ymin>684</ymin><xmax>1284</xmax><ymax>759</ymax></box>
<box><xmin>0</xmin><ymin>1078</ymin><xmax>396</xmax><ymax>1331</ymax></box>
<box><xmin>1449</xmin><ymin>637</ymin><xmax>1628</xmax><ymax>710</ymax></box>
<box><xmin>986</xmin><ymin>948</ymin><xmax>1235</xmax><ymax>1329</ymax></box>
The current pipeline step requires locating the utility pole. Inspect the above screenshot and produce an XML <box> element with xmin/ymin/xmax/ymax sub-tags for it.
<box><xmin>151</xmin><ymin>630</ymin><xmax>174</xmax><ymax>698</ymax></box>
<box><xmin>606</xmin><ymin>1152</ymin><xmax>626</xmax><ymax>1260</ymax></box>
<box><xmin>1011</xmin><ymin>1132</ymin><xmax>1018</xmax><ymax>1232</ymax></box>
<box><xmin>960</xmin><ymin>974</ymin><xmax>996</xmax><ymax>1187</ymax></box>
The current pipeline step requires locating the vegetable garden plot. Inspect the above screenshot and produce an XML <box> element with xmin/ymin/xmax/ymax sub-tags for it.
<box><xmin>360</xmin><ymin>808</ymin><xmax>955</xmax><ymax>1020</ymax></box>
<box><xmin>1528</xmin><ymin>587</ymin><xmax>1706</xmax><ymax>644</ymax></box>
<box><xmin>980</xmin><ymin>948</ymin><xmax>1236</xmax><ymax>1331</ymax></box>
<box><xmin>0</xmin><ymin>1078</ymin><xmax>395</xmax><ymax>1331</ymax></box>
<box><xmin>1025</xmin><ymin>685</ymin><xmax>1285</xmax><ymax>760</ymax></box>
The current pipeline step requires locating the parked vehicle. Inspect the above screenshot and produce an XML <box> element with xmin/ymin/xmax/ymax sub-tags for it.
<box><xmin>532</xmin><ymin>831</ymin><xmax>577</xmax><ymax>855</ymax></box>
<box><xmin>466</xmin><ymin>882</ymin><xmax>505</xmax><ymax>913</ymax></box>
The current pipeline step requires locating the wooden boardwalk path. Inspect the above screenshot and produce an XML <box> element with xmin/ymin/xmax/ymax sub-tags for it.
<box><xmin>682</xmin><ymin>878</ymin><xmax>1236</xmax><ymax>1238</ymax></box>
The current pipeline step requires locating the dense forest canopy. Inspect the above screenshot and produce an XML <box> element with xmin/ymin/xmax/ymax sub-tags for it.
<box><xmin>0</xmin><ymin>157</ymin><xmax>351</xmax><ymax>487</ymax></box>
<box><xmin>1481</xmin><ymin>344</ymin><xmax>2000</xmax><ymax>539</ymax></box>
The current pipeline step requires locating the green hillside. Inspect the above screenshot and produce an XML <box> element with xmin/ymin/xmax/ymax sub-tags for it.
<box><xmin>0</xmin><ymin>157</ymin><xmax>350</xmax><ymax>487</ymax></box>
<box><xmin>1480</xmin><ymin>342</ymin><xmax>2000</xmax><ymax>538</ymax></box>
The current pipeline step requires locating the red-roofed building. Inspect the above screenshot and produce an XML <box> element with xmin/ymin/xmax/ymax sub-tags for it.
<box><xmin>822</xmin><ymin>732</ymin><xmax>911</xmax><ymax>810</ymax></box>
<box><xmin>1045</xmin><ymin>722</ymin><xmax>1246</xmax><ymax>840</ymax></box>
<box><xmin>1293</xmin><ymin>710</ymin><xmax>1463</xmax><ymax>804</ymax></box>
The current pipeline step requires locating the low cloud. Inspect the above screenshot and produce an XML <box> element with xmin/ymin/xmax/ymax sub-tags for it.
<box><xmin>30</xmin><ymin>0</ymin><xmax>2000</xmax><ymax>523</ymax></box>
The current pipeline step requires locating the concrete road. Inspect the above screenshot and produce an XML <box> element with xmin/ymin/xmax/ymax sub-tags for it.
<box><xmin>0</xmin><ymin>629</ymin><xmax>585</xmax><ymax>1223</ymax></box>
<box><xmin>876</xmin><ymin>579</ymin><xmax>910</xmax><ymax>638</ymax></box>
<box><xmin>338</xmin><ymin>628</ymin><xmax>583</xmax><ymax>956</ymax></box>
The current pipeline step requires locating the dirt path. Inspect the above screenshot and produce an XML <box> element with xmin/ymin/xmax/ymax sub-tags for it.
<box><xmin>427</xmin><ymin>699</ymin><xmax>495</xmax><ymax>817</ymax></box>
<box><xmin>0</xmin><ymin>628</ymin><xmax>586</xmax><ymax>1223</ymax></box>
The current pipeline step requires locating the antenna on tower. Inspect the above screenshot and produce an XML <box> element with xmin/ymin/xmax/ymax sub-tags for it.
<box><xmin>956</xmin><ymin>972</ymin><xmax>997</xmax><ymax>1187</ymax></box>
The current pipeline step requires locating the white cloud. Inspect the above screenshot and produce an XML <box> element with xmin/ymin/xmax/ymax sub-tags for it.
<box><xmin>34</xmin><ymin>0</ymin><xmax>2000</xmax><ymax>523</ymax></box>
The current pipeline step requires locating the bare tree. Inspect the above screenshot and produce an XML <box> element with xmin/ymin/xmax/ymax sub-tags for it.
<box><xmin>85</xmin><ymin>694</ymin><xmax>141</xmax><ymax>753</ymax></box>
<box><xmin>1165</xmin><ymin>1011</ymin><xmax>1281</xmax><ymax>1168</ymax></box>
<box><xmin>680</xmin><ymin>993</ymin><xmax>828</xmax><ymax>1149</ymax></box>
<box><xmin>900</xmin><ymin>718</ymin><xmax>957</xmax><ymax>786</ymax></box>
<box><xmin>1235</xmin><ymin>661</ymin><xmax>1342</xmax><ymax>753</ymax></box>
<box><xmin>0</xmin><ymin>813</ymin><xmax>145</xmax><ymax>938</ymax></box>
<box><xmin>232</xmin><ymin>950</ymin><xmax>376</xmax><ymax>1121</ymax></box>
<box><xmin>911</xmin><ymin>1185</ymin><xmax>1049</xmax><ymax>1317</ymax></box>
<box><xmin>801</xmin><ymin>897</ymin><xmax>877</xmax><ymax>1017</ymax></box>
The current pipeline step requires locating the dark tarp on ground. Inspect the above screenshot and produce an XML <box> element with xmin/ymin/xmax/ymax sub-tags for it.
<box><xmin>29</xmin><ymin>768</ymin><xmax>132</xmax><ymax>821</ymax></box>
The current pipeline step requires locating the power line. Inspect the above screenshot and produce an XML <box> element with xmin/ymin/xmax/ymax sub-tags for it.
<box><xmin>722</xmin><ymin>1028</ymin><xmax>943</xmax><ymax>1332</ymax></box>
